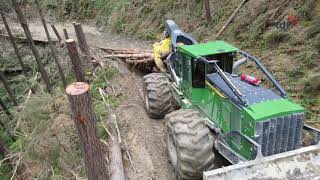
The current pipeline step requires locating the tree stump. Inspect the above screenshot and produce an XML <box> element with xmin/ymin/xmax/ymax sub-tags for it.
<box><xmin>66</xmin><ymin>82</ymin><xmax>108</xmax><ymax>180</ymax></box>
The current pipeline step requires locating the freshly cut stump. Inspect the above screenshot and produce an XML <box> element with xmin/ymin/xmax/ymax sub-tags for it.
<box><xmin>165</xmin><ymin>109</ymin><xmax>215</xmax><ymax>180</ymax></box>
<box><xmin>143</xmin><ymin>73</ymin><xmax>172</xmax><ymax>119</ymax></box>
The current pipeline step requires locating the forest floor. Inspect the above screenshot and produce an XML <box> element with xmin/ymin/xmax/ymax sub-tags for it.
<box><xmin>0</xmin><ymin>20</ymin><xmax>176</xmax><ymax>179</ymax></box>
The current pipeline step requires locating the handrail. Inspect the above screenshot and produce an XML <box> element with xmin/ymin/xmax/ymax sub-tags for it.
<box><xmin>239</xmin><ymin>51</ymin><xmax>288</xmax><ymax>98</ymax></box>
<box><xmin>197</xmin><ymin>57</ymin><xmax>247</xmax><ymax>106</ymax></box>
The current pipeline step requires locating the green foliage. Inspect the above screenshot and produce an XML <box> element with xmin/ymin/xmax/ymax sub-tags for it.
<box><xmin>287</xmin><ymin>66</ymin><xmax>304</xmax><ymax>79</ymax></box>
<box><xmin>303</xmin><ymin>73</ymin><xmax>320</xmax><ymax>97</ymax></box>
<box><xmin>294</xmin><ymin>51</ymin><xmax>318</xmax><ymax>68</ymax></box>
<box><xmin>297</xmin><ymin>0</ymin><xmax>316</xmax><ymax>21</ymax></box>
<box><xmin>312</xmin><ymin>34</ymin><xmax>320</xmax><ymax>52</ymax></box>
<box><xmin>305</xmin><ymin>17</ymin><xmax>320</xmax><ymax>39</ymax></box>
<box><xmin>264</xmin><ymin>29</ymin><xmax>290</xmax><ymax>47</ymax></box>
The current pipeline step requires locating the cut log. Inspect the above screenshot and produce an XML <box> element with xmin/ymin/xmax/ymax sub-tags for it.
<box><xmin>94</xmin><ymin>44</ymin><xmax>152</xmax><ymax>54</ymax></box>
<box><xmin>66</xmin><ymin>82</ymin><xmax>108</xmax><ymax>180</ymax></box>
<box><xmin>125</xmin><ymin>58</ymin><xmax>154</xmax><ymax>64</ymax></box>
<box><xmin>108</xmin><ymin>137</ymin><xmax>125</xmax><ymax>180</ymax></box>
<box><xmin>104</xmin><ymin>53</ymin><xmax>153</xmax><ymax>59</ymax></box>
<box><xmin>98</xmin><ymin>88</ymin><xmax>125</xmax><ymax>180</ymax></box>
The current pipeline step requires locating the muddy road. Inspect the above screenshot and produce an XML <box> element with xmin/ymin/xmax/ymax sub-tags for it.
<box><xmin>0</xmin><ymin>21</ymin><xmax>176</xmax><ymax>180</ymax></box>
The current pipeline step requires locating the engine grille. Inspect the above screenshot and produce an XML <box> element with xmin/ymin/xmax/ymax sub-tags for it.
<box><xmin>255</xmin><ymin>113</ymin><xmax>304</xmax><ymax>157</ymax></box>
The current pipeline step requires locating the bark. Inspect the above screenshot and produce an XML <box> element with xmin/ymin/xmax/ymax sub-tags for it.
<box><xmin>66</xmin><ymin>82</ymin><xmax>108</xmax><ymax>180</ymax></box>
<box><xmin>35</xmin><ymin>1</ymin><xmax>67</xmax><ymax>88</ymax></box>
<box><xmin>125</xmin><ymin>58</ymin><xmax>153</xmax><ymax>64</ymax></box>
<box><xmin>104</xmin><ymin>53</ymin><xmax>153</xmax><ymax>59</ymax></box>
<box><xmin>204</xmin><ymin>0</ymin><xmax>212</xmax><ymax>24</ymax></box>
<box><xmin>0</xmin><ymin>97</ymin><xmax>11</xmax><ymax>118</ymax></box>
<box><xmin>66</xmin><ymin>39</ymin><xmax>86</xmax><ymax>82</ymax></box>
<box><xmin>0</xmin><ymin>139</ymin><xmax>8</xmax><ymax>157</ymax></box>
<box><xmin>1</xmin><ymin>13</ymin><xmax>28</xmax><ymax>77</ymax></box>
<box><xmin>63</xmin><ymin>28</ymin><xmax>69</xmax><ymax>39</ymax></box>
<box><xmin>11</xmin><ymin>0</ymin><xmax>51</xmax><ymax>93</ymax></box>
<box><xmin>73</xmin><ymin>22</ymin><xmax>90</xmax><ymax>55</ymax></box>
<box><xmin>108</xmin><ymin>137</ymin><xmax>125</xmax><ymax>180</ymax></box>
<box><xmin>51</xmin><ymin>24</ymin><xmax>62</xmax><ymax>43</ymax></box>
<box><xmin>94</xmin><ymin>45</ymin><xmax>152</xmax><ymax>54</ymax></box>
<box><xmin>0</xmin><ymin>71</ymin><xmax>18</xmax><ymax>106</ymax></box>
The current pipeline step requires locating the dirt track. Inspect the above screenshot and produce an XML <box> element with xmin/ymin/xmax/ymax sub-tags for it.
<box><xmin>0</xmin><ymin>21</ymin><xmax>176</xmax><ymax>179</ymax></box>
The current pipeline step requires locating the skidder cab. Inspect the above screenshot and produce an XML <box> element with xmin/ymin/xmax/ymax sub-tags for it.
<box><xmin>143</xmin><ymin>20</ymin><xmax>320</xmax><ymax>179</ymax></box>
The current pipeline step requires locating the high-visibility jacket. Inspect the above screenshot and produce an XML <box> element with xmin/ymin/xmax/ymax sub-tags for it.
<box><xmin>153</xmin><ymin>37</ymin><xmax>171</xmax><ymax>72</ymax></box>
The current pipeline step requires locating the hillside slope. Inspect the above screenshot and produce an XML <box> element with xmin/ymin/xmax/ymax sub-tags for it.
<box><xmin>44</xmin><ymin>0</ymin><xmax>320</xmax><ymax>122</ymax></box>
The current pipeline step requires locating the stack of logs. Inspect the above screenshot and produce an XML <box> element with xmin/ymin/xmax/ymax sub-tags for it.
<box><xmin>95</xmin><ymin>45</ymin><xmax>156</xmax><ymax>72</ymax></box>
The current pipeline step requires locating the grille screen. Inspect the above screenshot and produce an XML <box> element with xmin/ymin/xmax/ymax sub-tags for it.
<box><xmin>255</xmin><ymin>113</ymin><xmax>304</xmax><ymax>156</ymax></box>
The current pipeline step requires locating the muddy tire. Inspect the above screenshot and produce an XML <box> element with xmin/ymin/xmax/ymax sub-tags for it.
<box><xmin>165</xmin><ymin>109</ymin><xmax>215</xmax><ymax>180</ymax></box>
<box><xmin>143</xmin><ymin>73</ymin><xmax>172</xmax><ymax>119</ymax></box>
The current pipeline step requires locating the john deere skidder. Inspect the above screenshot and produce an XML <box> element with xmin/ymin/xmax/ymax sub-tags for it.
<box><xmin>143</xmin><ymin>20</ymin><xmax>320</xmax><ymax>180</ymax></box>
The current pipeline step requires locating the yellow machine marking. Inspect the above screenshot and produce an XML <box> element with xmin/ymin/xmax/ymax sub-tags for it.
<box><xmin>205</xmin><ymin>81</ymin><xmax>226</xmax><ymax>98</ymax></box>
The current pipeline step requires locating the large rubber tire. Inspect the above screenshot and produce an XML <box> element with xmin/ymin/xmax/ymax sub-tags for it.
<box><xmin>165</xmin><ymin>109</ymin><xmax>215</xmax><ymax>180</ymax></box>
<box><xmin>143</xmin><ymin>73</ymin><xmax>172</xmax><ymax>119</ymax></box>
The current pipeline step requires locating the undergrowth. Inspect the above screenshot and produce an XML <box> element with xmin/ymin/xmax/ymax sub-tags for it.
<box><xmin>0</xmin><ymin>39</ymin><xmax>120</xmax><ymax>179</ymax></box>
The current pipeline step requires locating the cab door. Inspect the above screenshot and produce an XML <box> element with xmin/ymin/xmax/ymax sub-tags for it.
<box><xmin>180</xmin><ymin>54</ymin><xmax>191</xmax><ymax>98</ymax></box>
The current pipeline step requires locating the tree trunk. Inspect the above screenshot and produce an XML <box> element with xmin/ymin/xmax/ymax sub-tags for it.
<box><xmin>1</xmin><ymin>13</ymin><xmax>28</xmax><ymax>77</ymax></box>
<box><xmin>11</xmin><ymin>0</ymin><xmax>51</xmax><ymax>93</ymax></box>
<box><xmin>0</xmin><ymin>71</ymin><xmax>18</xmax><ymax>106</ymax></box>
<box><xmin>51</xmin><ymin>24</ymin><xmax>62</xmax><ymax>43</ymax></box>
<box><xmin>35</xmin><ymin>1</ymin><xmax>67</xmax><ymax>88</ymax></box>
<box><xmin>73</xmin><ymin>22</ymin><xmax>90</xmax><ymax>55</ymax></box>
<box><xmin>63</xmin><ymin>28</ymin><xmax>69</xmax><ymax>39</ymax></box>
<box><xmin>0</xmin><ymin>97</ymin><xmax>11</xmax><ymax>118</ymax></box>
<box><xmin>66</xmin><ymin>82</ymin><xmax>108</xmax><ymax>180</ymax></box>
<box><xmin>66</xmin><ymin>39</ymin><xmax>86</xmax><ymax>82</ymax></box>
<box><xmin>204</xmin><ymin>0</ymin><xmax>212</xmax><ymax>24</ymax></box>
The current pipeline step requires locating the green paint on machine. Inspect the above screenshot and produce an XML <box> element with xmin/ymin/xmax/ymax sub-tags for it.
<box><xmin>172</xmin><ymin>40</ymin><xmax>306</xmax><ymax>161</ymax></box>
